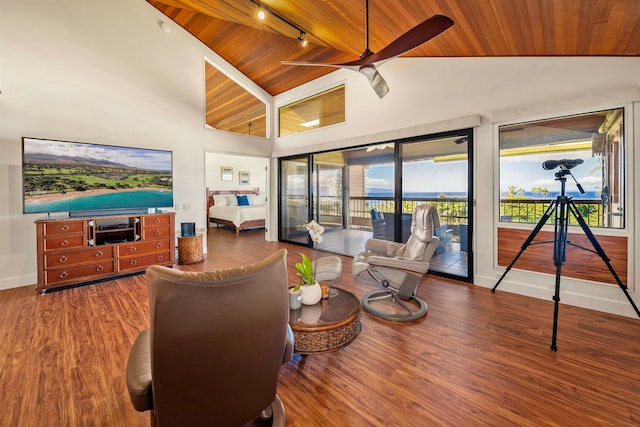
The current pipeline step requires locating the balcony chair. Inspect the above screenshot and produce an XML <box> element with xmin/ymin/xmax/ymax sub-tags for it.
<box><xmin>352</xmin><ymin>204</ymin><xmax>440</xmax><ymax>322</ymax></box>
<box><xmin>126</xmin><ymin>249</ymin><xmax>294</xmax><ymax>426</ymax></box>
<box><xmin>370</xmin><ymin>208</ymin><xmax>387</xmax><ymax>240</ymax></box>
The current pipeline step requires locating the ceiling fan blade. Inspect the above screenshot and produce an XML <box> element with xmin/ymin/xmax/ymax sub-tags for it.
<box><xmin>362</xmin><ymin>15</ymin><xmax>454</xmax><ymax>66</ymax></box>
<box><xmin>359</xmin><ymin>65</ymin><xmax>389</xmax><ymax>98</ymax></box>
<box><xmin>282</xmin><ymin>15</ymin><xmax>453</xmax><ymax>70</ymax></box>
<box><xmin>281</xmin><ymin>60</ymin><xmax>359</xmax><ymax>71</ymax></box>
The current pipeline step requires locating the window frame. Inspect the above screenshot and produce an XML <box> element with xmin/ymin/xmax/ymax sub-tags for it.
<box><xmin>277</xmin><ymin>82</ymin><xmax>346</xmax><ymax>138</ymax></box>
<box><xmin>495</xmin><ymin>105</ymin><xmax>632</xmax><ymax>232</ymax></box>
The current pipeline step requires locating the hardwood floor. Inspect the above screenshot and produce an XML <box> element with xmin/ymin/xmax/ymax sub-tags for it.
<box><xmin>1</xmin><ymin>227</ymin><xmax>639</xmax><ymax>426</ymax></box>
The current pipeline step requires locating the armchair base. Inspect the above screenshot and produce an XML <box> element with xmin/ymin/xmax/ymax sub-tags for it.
<box><xmin>362</xmin><ymin>290</ymin><xmax>428</xmax><ymax>322</ymax></box>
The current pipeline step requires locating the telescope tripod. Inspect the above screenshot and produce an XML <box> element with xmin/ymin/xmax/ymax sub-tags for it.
<box><xmin>492</xmin><ymin>169</ymin><xmax>640</xmax><ymax>351</ymax></box>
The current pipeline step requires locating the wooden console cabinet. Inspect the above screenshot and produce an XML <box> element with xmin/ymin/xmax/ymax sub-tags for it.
<box><xmin>35</xmin><ymin>213</ymin><xmax>175</xmax><ymax>293</ymax></box>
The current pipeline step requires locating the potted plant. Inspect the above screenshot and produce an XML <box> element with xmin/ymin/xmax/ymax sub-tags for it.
<box><xmin>293</xmin><ymin>221</ymin><xmax>324</xmax><ymax>305</ymax></box>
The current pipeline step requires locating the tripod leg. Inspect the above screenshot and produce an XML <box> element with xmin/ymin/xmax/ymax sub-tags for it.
<box><xmin>550</xmin><ymin>198</ymin><xmax>569</xmax><ymax>352</ymax></box>
<box><xmin>568</xmin><ymin>202</ymin><xmax>640</xmax><ymax>318</ymax></box>
<box><xmin>492</xmin><ymin>201</ymin><xmax>557</xmax><ymax>292</ymax></box>
<box><xmin>550</xmin><ymin>262</ymin><xmax>562</xmax><ymax>352</ymax></box>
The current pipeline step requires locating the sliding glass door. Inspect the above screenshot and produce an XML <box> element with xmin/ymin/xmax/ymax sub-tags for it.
<box><xmin>277</xmin><ymin>129</ymin><xmax>473</xmax><ymax>282</ymax></box>
<box><xmin>400</xmin><ymin>131</ymin><xmax>472</xmax><ymax>280</ymax></box>
<box><xmin>279</xmin><ymin>156</ymin><xmax>311</xmax><ymax>245</ymax></box>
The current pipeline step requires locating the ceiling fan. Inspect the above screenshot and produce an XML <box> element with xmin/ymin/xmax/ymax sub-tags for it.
<box><xmin>282</xmin><ymin>0</ymin><xmax>454</xmax><ymax>98</ymax></box>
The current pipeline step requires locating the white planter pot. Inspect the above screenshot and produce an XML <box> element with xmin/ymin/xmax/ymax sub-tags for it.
<box><xmin>300</xmin><ymin>282</ymin><xmax>322</xmax><ymax>305</ymax></box>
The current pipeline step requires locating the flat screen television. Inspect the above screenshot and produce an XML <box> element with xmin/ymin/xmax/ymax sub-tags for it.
<box><xmin>22</xmin><ymin>137</ymin><xmax>173</xmax><ymax>216</ymax></box>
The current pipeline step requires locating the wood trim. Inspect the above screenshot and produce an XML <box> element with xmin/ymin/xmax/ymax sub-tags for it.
<box><xmin>497</xmin><ymin>227</ymin><xmax>627</xmax><ymax>284</ymax></box>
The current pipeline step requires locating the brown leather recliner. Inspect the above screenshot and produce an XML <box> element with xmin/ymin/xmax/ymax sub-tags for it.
<box><xmin>126</xmin><ymin>249</ymin><xmax>293</xmax><ymax>426</ymax></box>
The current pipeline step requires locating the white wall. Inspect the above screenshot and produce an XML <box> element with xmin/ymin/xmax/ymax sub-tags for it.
<box><xmin>204</xmin><ymin>152</ymin><xmax>268</xmax><ymax>195</ymax></box>
<box><xmin>0</xmin><ymin>0</ymin><xmax>273</xmax><ymax>290</ymax></box>
<box><xmin>273</xmin><ymin>57</ymin><xmax>640</xmax><ymax>317</ymax></box>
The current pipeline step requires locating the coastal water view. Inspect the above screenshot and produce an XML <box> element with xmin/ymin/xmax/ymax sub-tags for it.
<box><xmin>24</xmin><ymin>190</ymin><xmax>173</xmax><ymax>213</ymax></box>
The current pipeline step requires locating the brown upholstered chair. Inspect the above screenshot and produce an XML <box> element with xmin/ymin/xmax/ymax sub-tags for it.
<box><xmin>126</xmin><ymin>249</ymin><xmax>293</xmax><ymax>426</ymax></box>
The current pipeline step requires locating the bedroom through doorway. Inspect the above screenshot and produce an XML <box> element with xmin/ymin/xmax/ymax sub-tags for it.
<box><xmin>204</xmin><ymin>151</ymin><xmax>270</xmax><ymax>239</ymax></box>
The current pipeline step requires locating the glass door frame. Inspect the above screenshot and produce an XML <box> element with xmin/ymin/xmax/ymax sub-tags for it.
<box><xmin>276</xmin><ymin>128</ymin><xmax>474</xmax><ymax>282</ymax></box>
<box><xmin>395</xmin><ymin>128</ymin><xmax>474</xmax><ymax>282</ymax></box>
<box><xmin>278</xmin><ymin>155</ymin><xmax>313</xmax><ymax>247</ymax></box>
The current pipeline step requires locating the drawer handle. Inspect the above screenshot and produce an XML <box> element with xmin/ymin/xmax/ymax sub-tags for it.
<box><xmin>154</xmin><ymin>230</ymin><xmax>161</xmax><ymax>236</ymax></box>
<box><xmin>59</xmin><ymin>256</ymin><xmax>68</xmax><ymax>263</ymax></box>
<box><xmin>129</xmin><ymin>247</ymin><xmax>137</xmax><ymax>252</ymax></box>
<box><xmin>61</xmin><ymin>225</ymin><xmax>70</xmax><ymax>231</ymax></box>
<box><xmin>153</xmin><ymin>218</ymin><xmax>160</xmax><ymax>223</ymax></box>
<box><xmin>61</xmin><ymin>240</ymin><xmax>69</xmax><ymax>247</ymax></box>
<box><xmin>59</xmin><ymin>271</ymin><xmax>68</xmax><ymax>279</ymax></box>
<box><xmin>130</xmin><ymin>260</ymin><xmax>137</xmax><ymax>265</ymax></box>
<box><xmin>96</xmin><ymin>265</ymin><xmax>104</xmax><ymax>272</ymax></box>
<box><xmin>96</xmin><ymin>251</ymin><xmax>104</xmax><ymax>257</ymax></box>
<box><xmin>156</xmin><ymin>255</ymin><xmax>164</xmax><ymax>261</ymax></box>
<box><xmin>156</xmin><ymin>243</ymin><xmax>163</xmax><ymax>249</ymax></box>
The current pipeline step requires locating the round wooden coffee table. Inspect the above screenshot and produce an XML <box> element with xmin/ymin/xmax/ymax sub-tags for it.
<box><xmin>289</xmin><ymin>287</ymin><xmax>361</xmax><ymax>355</ymax></box>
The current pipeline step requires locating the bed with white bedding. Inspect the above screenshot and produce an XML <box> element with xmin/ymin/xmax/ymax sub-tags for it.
<box><xmin>206</xmin><ymin>189</ymin><xmax>266</xmax><ymax>234</ymax></box>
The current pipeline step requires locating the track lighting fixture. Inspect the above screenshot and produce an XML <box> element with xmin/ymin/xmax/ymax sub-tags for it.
<box><xmin>249</xmin><ymin>0</ymin><xmax>308</xmax><ymax>47</ymax></box>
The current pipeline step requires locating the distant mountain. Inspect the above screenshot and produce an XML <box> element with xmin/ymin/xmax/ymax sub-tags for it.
<box><xmin>25</xmin><ymin>153</ymin><xmax>130</xmax><ymax>169</ymax></box>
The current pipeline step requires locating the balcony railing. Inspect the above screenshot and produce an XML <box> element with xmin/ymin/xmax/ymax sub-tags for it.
<box><xmin>313</xmin><ymin>196</ymin><xmax>604</xmax><ymax>230</ymax></box>
<box><xmin>499</xmin><ymin>198</ymin><xmax>604</xmax><ymax>227</ymax></box>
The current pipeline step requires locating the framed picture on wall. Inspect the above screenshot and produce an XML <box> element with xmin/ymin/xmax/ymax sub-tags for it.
<box><xmin>221</xmin><ymin>166</ymin><xmax>233</xmax><ymax>182</ymax></box>
<box><xmin>239</xmin><ymin>171</ymin><xmax>250</xmax><ymax>185</ymax></box>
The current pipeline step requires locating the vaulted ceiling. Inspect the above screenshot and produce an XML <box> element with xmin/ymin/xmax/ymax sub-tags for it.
<box><xmin>147</xmin><ymin>0</ymin><xmax>640</xmax><ymax>137</ymax></box>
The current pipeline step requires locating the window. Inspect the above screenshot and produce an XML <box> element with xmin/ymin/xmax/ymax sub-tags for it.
<box><xmin>279</xmin><ymin>84</ymin><xmax>345</xmax><ymax>136</ymax></box>
<box><xmin>205</xmin><ymin>61</ymin><xmax>267</xmax><ymax>137</ymax></box>
<box><xmin>499</xmin><ymin>108</ymin><xmax>625</xmax><ymax>229</ymax></box>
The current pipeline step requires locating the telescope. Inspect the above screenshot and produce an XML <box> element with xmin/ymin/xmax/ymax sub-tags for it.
<box><xmin>542</xmin><ymin>158</ymin><xmax>584</xmax><ymax>171</ymax></box>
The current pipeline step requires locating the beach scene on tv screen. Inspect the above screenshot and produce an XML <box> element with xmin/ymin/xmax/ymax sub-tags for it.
<box><xmin>23</xmin><ymin>138</ymin><xmax>173</xmax><ymax>213</ymax></box>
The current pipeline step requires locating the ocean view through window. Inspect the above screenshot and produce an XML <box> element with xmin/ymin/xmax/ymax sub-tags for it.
<box><xmin>499</xmin><ymin>108</ymin><xmax>625</xmax><ymax>228</ymax></box>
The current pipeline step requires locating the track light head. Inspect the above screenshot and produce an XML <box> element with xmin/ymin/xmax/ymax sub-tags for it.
<box><xmin>298</xmin><ymin>33</ymin><xmax>308</xmax><ymax>47</ymax></box>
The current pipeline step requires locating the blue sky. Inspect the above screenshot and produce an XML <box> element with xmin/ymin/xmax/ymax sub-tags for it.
<box><xmin>500</xmin><ymin>150</ymin><xmax>602</xmax><ymax>195</ymax></box>
<box><xmin>306</xmin><ymin>150</ymin><xmax>602</xmax><ymax>197</ymax></box>
<box><xmin>366</xmin><ymin>160</ymin><xmax>468</xmax><ymax>193</ymax></box>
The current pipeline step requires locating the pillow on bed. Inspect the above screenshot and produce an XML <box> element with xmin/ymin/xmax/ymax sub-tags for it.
<box><xmin>237</xmin><ymin>195</ymin><xmax>250</xmax><ymax>206</ymax></box>
<box><xmin>247</xmin><ymin>194</ymin><xmax>264</xmax><ymax>205</ymax></box>
<box><xmin>213</xmin><ymin>195</ymin><xmax>228</xmax><ymax>206</ymax></box>
<box><xmin>227</xmin><ymin>195</ymin><xmax>238</xmax><ymax>206</ymax></box>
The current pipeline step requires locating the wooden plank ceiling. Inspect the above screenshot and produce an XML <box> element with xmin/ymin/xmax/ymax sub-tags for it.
<box><xmin>147</xmin><ymin>0</ymin><xmax>640</xmax><ymax>136</ymax></box>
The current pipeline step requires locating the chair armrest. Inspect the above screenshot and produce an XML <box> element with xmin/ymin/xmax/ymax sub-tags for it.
<box><xmin>365</xmin><ymin>255</ymin><xmax>429</xmax><ymax>274</ymax></box>
<box><xmin>126</xmin><ymin>329</ymin><xmax>154</xmax><ymax>412</ymax></box>
<box><xmin>282</xmin><ymin>324</ymin><xmax>294</xmax><ymax>364</ymax></box>
<box><xmin>365</xmin><ymin>239</ymin><xmax>402</xmax><ymax>255</ymax></box>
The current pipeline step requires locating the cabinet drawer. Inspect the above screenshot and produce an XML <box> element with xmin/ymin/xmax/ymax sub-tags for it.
<box><xmin>142</xmin><ymin>215</ymin><xmax>171</xmax><ymax>227</ymax></box>
<box><xmin>118</xmin><ymin>239</ymin><xmax>170</xmax><ymax>255</ymax></box>
<box><xmin>141</xmin><ymin>226</ymin><xmax>171</xmax><ymax>240</ymax></box>
<box><xmin>46</xmin><ymin>262</ymin><xmax>115</xmax><ymax>285</ymax></box>
<box><xmin>118</xmin><ymin>252</ymin><xmax>172</xmax><ymax>272</ymax></box>
<box><xmin>43</xmin><ymin>221</ymin><xmax>85</xmax><ymax>236</ymax></box>
<box><xmin>43</xmin><ymin>235</ymin><xmax>86</xmax><ymax>251</ymax></box>
<box><xmin>45</xmin><ymin>246</ymin><xmax>114</xmax><ymax>268</ymax></box>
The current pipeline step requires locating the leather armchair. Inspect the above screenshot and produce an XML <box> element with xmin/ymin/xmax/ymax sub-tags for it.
<box><xmin>353</xmin><ymin>204</ymin><xmax>440</xmax><ymax>321</ymax></box>
<box><xmin>126</xmin><ymin>249</ymin><xmax>293</xmax><ymax>426</ymax></box>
